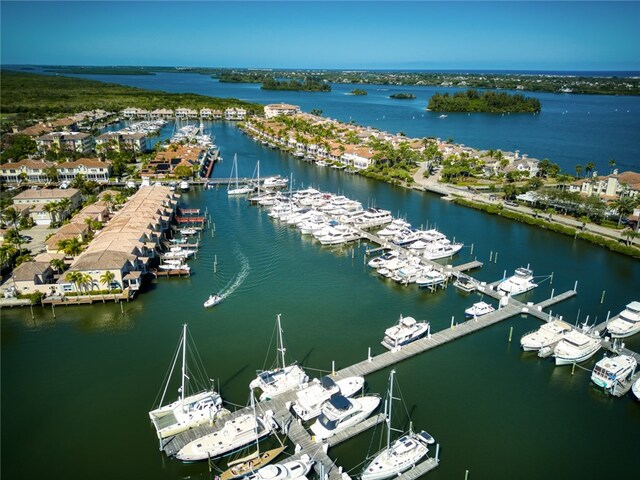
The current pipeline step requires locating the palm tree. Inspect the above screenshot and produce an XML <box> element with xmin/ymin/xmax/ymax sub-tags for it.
<box><xmin>101</xmin><ymin>193</ymin><xmax>113</xmax><ymax>212</ymax></box>
<box><xmin>2</xmin><ymin>207</ymin><xmax>21</xmax><ymax>231</ymax></box>
<box><xmin>100</xmin><ymin>270</ymin><xmax>116</xmax><ymax>291</ymax></box>
<box><xmin>612</xmin><ymin>194</ymin><xmax>638</xmax><ymax>227</ymax></box>
<box><xmin>578</xmin><ymin>215</ymin><xmax>590</xmax><ymax>231</ymax></box>
<box><xmin>0</xmin><ymin>243</ymin><xmax>17</xmax><ymax>269</ymax></box>
<box><xmin>43</xmin><ymin>202</ymin><xmax>58</xmax><ymax>224</ymax></box>
<box><xmin>545</xmin><ymin>208</ymin><xmax>555</xmax><ymax>221</ymax></box>
<box><xmin>609</xmin><ymin>158</ymin><xmax>616</xmax><ymax>174</ymax></box>
<box><xmin>80</xmin><ymin>273</ymin><xmax>94</xmax><ymax>293</ymax></box>
<box><xmin>57</xmin><ymin>237</ymin><xmax>83</xmax><ymax>257</ymax></box>
<box><xmin>575</xmin><ymin>164</ymin><xmax>583</xmax><ymax>178</ymax></box>
<box><xmin>65</xmin><ymin>271</ymin><xmax>84</xmax><ymax>293</ymax></box>
<box><xmin>57</xmin><ymin>198</ymin><xmax>72</xmax><ymax>220</ymax></box>
<box><xmin>622</xmin><ymin>228</ymin><xmax>638</xmax><ymax>246</ymax></box>
<box><xmin>51</xmin><ymin>258</ymin><xmax>66</xmax><ymax>274</ymax></box>
<box><xmin>585</xmin><ymin>162</ymin><xmax>595</xmax><ymax>177</ymax></box>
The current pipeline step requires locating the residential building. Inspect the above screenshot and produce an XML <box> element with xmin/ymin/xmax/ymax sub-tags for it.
<box><xmin>57</xmin><ymin>158</ymin><xmax>112</xmax><ymax>183</ymax></box>
<box><xmin>0</xmin><ymin>159</ymin><xmax>56</xmax><ymax>184</ymax></box>
<box><xmin>36</xmin><ymin>131</ymin><xmax>94</xmax><ymax>154</ymax></box>
<box><xmin>149</xmin><ymin>108</ymin><xmax>174</xmax><ymax>120</ymax></box>
<box><xmin>569</xmin><ymin>170</ymin><xmax>640</xmax><ymax>200</ymax></box>
<box><xmin>12</xmin><ymin>188</ymin><xmax>82</xmax><ymax>226</ymax></box>
<box><xmin>200</xmin><ymin>108</ymin><xmax>222</xmax><ymax>119</ymax></box>
<box><xmin>224</xmin><ymin>108</ymin><xmax>247</xmax><ymax>120</ymax></box>
<box><xmin>11</xmin><ymin>261</ymin><xmax>56</xmax><ymax>296</ymax></box>
<box><xmin>122</xmin><ymin>107</ymin><xmax>149</xmax><ymax>119</ymax></box>
<box><xmin>175</xmin><ymin>108</ymin><xmax>198</xmax><ymax>119</ymax></box>
<box><xmin>141</xmin><ymin>145</ymin><xmax>207</xmax><ymax>178</ymax></box>
<box><xmin>96</xmin><ymin>131</ymin><xmax>150</xmax><ymax>153</ymax></box>
<box><xmin>264</xmin><ymin>103</ymin><xmax>301</xmax><ymax>119</ymax></box>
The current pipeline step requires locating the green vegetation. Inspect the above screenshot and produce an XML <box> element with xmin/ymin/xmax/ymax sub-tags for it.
<box><xmin>390</xmin><ymin>93</ymin><xmax>416</xmax><ymax>99</ymax></box>
<box><xmin>350</xmin><ymin>89</ymin><xmax>367</xmax><ymax>96</ymax></box>
<box><xmin>261</xmin><ymin>77</ymin><xmax>330</xmax><ymax>92</ymax></box>
<box><xmin>428</xmin><ymin>89</ymin><xmax>541</xmax><ymax>113</ymax></box>
<box><xmin>0</xmin><ymin>134</ymin><xmax>37</xmax><ymax>163</ymax></box>
<box><xmin>0</xmin><ymin>70</ymin><xmax>263</xmax><ymax>116</ymax></box>
<box><xmin>452</xmin><ymin>197</ymin><xmax>640</xmax><ymax>259</ymax></box>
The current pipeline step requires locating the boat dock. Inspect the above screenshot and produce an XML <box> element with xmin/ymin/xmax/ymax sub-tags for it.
<box><xmin>160</xmin><ymin>285</ymin><xmax>574</xmax><ymax>476</ymax></box>
<box><xmin>150</xmin><ymin>268</ymin><xmax>191</xmax><ymax>277</ymax></box>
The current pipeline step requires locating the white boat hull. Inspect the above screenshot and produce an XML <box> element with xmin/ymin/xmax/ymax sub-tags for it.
<box><xmin>310</xmin><ymin>396</ymin><xmax>380</xmax><ymax>441</ymax></box>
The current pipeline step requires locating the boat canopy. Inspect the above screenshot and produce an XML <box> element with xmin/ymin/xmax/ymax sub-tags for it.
<box><xmin>328</xmin><ymin>395</ymin><xmax>352</xmax><ymax>412</ymax></box>
<box><xmin>400</xmin><ymin>316</ymin><xmax>417</xmax><ymax>327</ymax></box>
<box><xmin>320</xmin><ymin>376</ymin><xmax>337</xmax><ymax>390</ymax></box>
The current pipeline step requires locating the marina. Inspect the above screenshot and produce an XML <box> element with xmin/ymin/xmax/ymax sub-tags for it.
<box><xmin>2</xmin><ymin>113</ymin><xmax>639</xmax><ymax>480</ymax></box>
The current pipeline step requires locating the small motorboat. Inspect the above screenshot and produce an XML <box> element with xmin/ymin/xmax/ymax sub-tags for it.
<box><xmin>204</xmin><ymin>294</ymin><xmax>222</xmax><ymax>308</ymax></box>
<box><xmin>464</xmin><ymin>301</ymin><xmax>495</xmax><ymax>318</ymax></box>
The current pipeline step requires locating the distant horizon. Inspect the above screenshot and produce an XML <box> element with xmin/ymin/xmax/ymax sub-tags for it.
<box><xmin>4</xmin><ymin>64</ymin><xmax>640</xmax><ymax>77</ymax></box>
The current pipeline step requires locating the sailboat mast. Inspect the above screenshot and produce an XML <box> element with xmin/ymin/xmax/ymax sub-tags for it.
<box><xmin>234</xmin><ymin>154</ymin><xmax>239</xmax><ymax>189</ymax></box>
<box><xmin>277</xmin><ymin>314</ymin><xmax>286</xmax><ymax>369</ymax></box>
<box><xmin>386</xmin><ymin>369</ymin><xmax>396</xmax><ymax>451</ymax></box>
<box><xmin>181</xmin><ymin>324</ymin><xmax>187</xmax><ymax>405</ymax></box>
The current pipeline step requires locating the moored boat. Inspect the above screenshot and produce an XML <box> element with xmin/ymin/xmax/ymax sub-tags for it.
<box><xmin>464</xmin><ymin>301</ymin><xmax>495</xmax><ymax>318</ymax></box>
<box><xmin>553</xmin><ymin>329</ymin><xmax>601</xmax><ymax>366</ymax></box>
<box><xmin>606</xmin><ymin>300</ymin><xmax>640</xmax><ymax>338</ymax></box>
<box><xmin>292</xmin><ymin>375</ymin><xmax>365</xmax><ymax>421</ymax></box>
<box><xmin>381</xmin><ymin>315</ymin><xmax>430</xmax><ymax>350</ymax></box>
<box><xmin>591</xmin><ymin>354</ymin><xmax>637</xmax><ymax>391</ymax></box>
<box><xmin>243</xmin><ymin>455</ymin><xmax>314</xmax><ymax>480</ymax></box>
<box><xmin>497</xmin><ymin>267</ymin><xmax>537</xmax><ymax>295</ymax></box>
<box><xmin>310</xmin><ymin>394</ymin><xmax>380</xmax><ymax>441</ymax></box>
<box><xmin>520</xmin><ymin>319</ymin><xmax>573</xmax><ymax>352</ymax></box>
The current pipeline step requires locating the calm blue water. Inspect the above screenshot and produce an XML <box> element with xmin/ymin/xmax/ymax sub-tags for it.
<box><xmin>51</xmin><ymin>70</ymin><xmax>640</xmax><ymax>175</ymax></box>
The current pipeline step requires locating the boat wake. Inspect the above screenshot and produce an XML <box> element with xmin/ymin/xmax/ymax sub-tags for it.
<box><xmin>217</xmin><ymin>249</ymin><xmax>250</xmax><ymax>301</ymax></box>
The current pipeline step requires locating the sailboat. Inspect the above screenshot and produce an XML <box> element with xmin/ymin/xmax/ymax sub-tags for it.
<box><xmin>228</xmin><ymin>154</ymin><xmax>254</xmax><ymax>196</ymax></box>
<box><xmin>219</xmin><ymin>392</ymin><xmax>285</xmax><ymax>479</ymax></box>
<box><xmin>249</xmin><ymin>314</ymin><xmax>309</xmax><ymax>401</ymax></box>
<box><xmin>148</xmin><ymin>324</ymin><xmax>224</xmax><ymax>440</ymax></box>
<box><xmin>361</xmin><ymin>370</ymin><xmax>435</xmax><ymax>480</ymax></box>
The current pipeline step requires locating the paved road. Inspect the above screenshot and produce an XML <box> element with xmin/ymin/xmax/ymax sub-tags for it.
<box><xmin>412</xmin><ymin>166</ymin><xmax>639</xmax><ymax>246</ymax></box>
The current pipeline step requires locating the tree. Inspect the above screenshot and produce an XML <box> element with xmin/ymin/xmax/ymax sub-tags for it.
<box><xmin>2</xmin><ymin>207</ymin><xmax>21</xmax><ymax>231</ymax></box>
<box><xmin>44</xmin><ymin>165</ymin><xmax>59</xmax><ymax>183</ymax></box>
<box><xmin>310</xmin><ymin>108</ymin><xmax>323</xmax><ymax>116</ymax></box>
<box><xmin>546</xmin><ymin>207</ymin><xmax>555</xmax><ymax>221</ymax></box>
<box><xmin>609</xmin><ymin>158</ymin><xmax>616</xmax><ymax>174</ymax></box>
<box><xmin>43</xmin><ymin>202</ymin><xmax>58</xmax><ymax>224</ymax></box>
<box><xmin>80</xmin><ymin>273</ymin><xmax>94</xmax><ymax>292</ymax></box>
<box><xmin>575</xmin><ymin>164</ymin><xmax>583</xmax><ymax>178</ymax></box>
<box><xmin>612</xmin><ymin>195</ymin><xmax>638</xmax><ymax>227</ymax></box>
<box><xmin>585</xmin><ymin>162</ymin><xmax>595</xmax><ymax>177</ymax></box>
<box><xmin>57</xmin><ymin>237</ymin><xmax>83</xmax><ymax>256</ymax></box>
<box><xmin>70</xmin><ymin>174</ymin><xmax>86</xmax><ymax>190</ymax></box>
<box><xmin>0</xmin><ymin>243</ymin><xmax>17</xmax><ymax>269</ymax></box>
<box><xmin>50</xmin><ymin>258</ymin><xmax>66</xmax><ymax>273</ymax></box>
<box><xmin>65</xmin><ymin>271</ymin><xmax>83</xmax><ymax>293</ymax></box>
<box><xmin>173</xmin><ymin>165</ymin><xmax>192</xmax><ymax>178</ymax></box>
<box><xmin>0</xmin><ymin>134</ymin><xmax>37</xmax><ymax>162</ymax></box>
<box><xmin>57</xmin><ymin>198</ymin><xmax>72</xmax><ymax>220</ymax></box>
<box><xmin>101</xmin><ymin>193</ymin><xmax>113</xmax><ymax>212</ymax></box>
<box><xmin>622</xmin><ymin>228</ymin><xmax>638</xmax><ymax>246</ymax></box>
<box><xmin>578</xmin><ymin>215</ymin><xmax>590</xmax><ymax>230</ymax></box>
<box><xmin>100</xmin><ymin>270</ymin><xmax>115</xmax><ymax>291</ymax></box>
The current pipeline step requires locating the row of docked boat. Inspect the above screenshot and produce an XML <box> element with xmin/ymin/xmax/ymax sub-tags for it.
<box><xmin>519</xmin><ymin>300</ymin><xmax>640</xmax><ymax>399</ymax></box>
<box><xmin>368</xmin><ymin>250</ymin><xmax>450</xmax><ymax>289</ymax></box>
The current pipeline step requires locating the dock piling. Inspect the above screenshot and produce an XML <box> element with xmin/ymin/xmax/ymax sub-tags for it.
<box><xmin>489</xmin><ymin>251</ymin><xmax>493</xmax><ymax>262</ymax></box>
<box><xmin>332</xmin><ymin>361</ymin><xmax>335</xmax><ymax>376</ymax></box>
<box><xmin>30</xmin><ymin>304</ymin><xmax>34</xmax><ymax>320</ymax></box>
<box><xmin>571</xmin><ymin>362</ymin><xmax>576</xmax><ymax>375</ymax></box>
<box><xmin>550</xmin><ymin>288</ymin><xmax>554</xmax><ymax>299</ymax></box>
<box><xmin>465</xmin><ymin>470</ymin><xmax>469</xmax><ymax>480</ymax></box>
<box><xmin>494</xmin><ymin>251</ymin><xmax>498</xmax><ymax>263</ymax></box>
<box><xmin>508</xmin><ymin>326</ymin><xmax>513</xmax><ymax>343</ymax></box>
<box><xmin>470</xmin><ymin>243</ymin><xmax>474</xmax><ymax>255</ymax></box>
<box><xmin>51</xmin><ymin>303</ymin><xmax>56</xmax><ymax>318</ymax></box>
<box><xmin>574</xmin><ymin>280</ymin><xmax>578</xmax><ymax>292</ymax></box>
<box><xmin>368</xmin><ymin>347</ymin><xmax>372</xmax><ymax>362</ymax></box>
<box><xmin>600</xmin><ymin>290</ymin><xmax>606</xmax><ymax>304</ymax></box>
<box><xmin>450</xmin><ymin>316</ymin><xmax>455</xmax><ymax>330</ymax></box>
<box><xmin>120</xmin><ymin>302</ymin><xmax>124</xmax><ymax>314</ymax></box>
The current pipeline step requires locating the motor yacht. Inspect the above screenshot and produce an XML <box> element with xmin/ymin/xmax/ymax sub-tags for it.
<box><xmin>204</xmin><ymin>294</ymin><xmax>222</xmax><ymax>308</ymax></box>
<box><xmin>464</xmin><ymin>301</ymin><xmax>495</xmax><ymax>318</ymax></box>
<box><xmin>591</xmin><ymin>354</ymin><xmax>637</xmax><ymax>391</ymax></box>
<box><xmin>520</xmin><ymin>319</ymin><xmax>573</xmax><ymax>352</ymax></box>
<box><xmin>353</xmin><ymin>208</ymin><xmax>393</xmax><ymax>229</ymax></box>
<box><xmin>292</xmin><ymin>376</ymin><xmax>365</xmax><ymax>421</ymax></box>
<box><xmin>377</xmin><ymin>219</ymin><xmax>412</xmax><ymax>237</ymax></box>
<box><xmin>422</xmin><ymin>239</ymin><xmax>463</xmax><ymax>260</ymax></box>
<box><xmin>381</xmin><ymin>315</ymin><xmax>430</xmax><ymax>350</ymax></box>
<box><xmin>606</xmin><ymin>301</ymin><xmax>640</xmax><ymax>338</ymax></box>
<box><xmin>553</xmin><ymin>329</ymin><xmax>601</xmax><ymax>365</ymax></box>
<box><xmin>497</xmin><ymin>267</ymin><xmax>537</xmax><ymax>295</ymax></box>
<box><xmin>310</xmin><ymin>394</ymin><xmax>380</xmax><ymax>441</ymax></box>
<box><xmin>367</xmin><ymin>250</ymin><xmax>400</xmax><ymax>269</ymax></box>
<box><xmin>632</xmin><ymin>377</ymin><xmax>640</xmax><ymax>401</ymax></box>
<box><xmin>415</xmin><ymin>269</ymin><xmax>447</xmax><ymax>289</ymax></box>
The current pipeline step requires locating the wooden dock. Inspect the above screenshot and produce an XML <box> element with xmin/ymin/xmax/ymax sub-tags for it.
<box><xmin>151</xmin><ymin>268</ymin><xmax>190</xmax><ymax>277</ymax></box>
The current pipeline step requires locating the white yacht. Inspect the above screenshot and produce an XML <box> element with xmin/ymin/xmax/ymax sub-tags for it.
<box><xmin>377</xmin><ymin>219</ymin><xmax>411</xmax><ymax>237</ymax></box>
<box><xmin>391</xmin><ymin>229</ymin><xmax>424</xmax><ymax>247</ymax></box>
<box><xmin>353</xmin><ymin>208</ymin><xmax>393</xmax><ymax>229</ymax></box>
<box><xmin>175</xmin><ymin>410</ymin><xmax>274</xmax><ymax>461</ymax></box>
<box><xmin>606</xmin><ymin>301</ymin><xmax>640</xmax><ymax>338</ymax></box>
<box><xmin>228</xmin><ymin>154</ymin><xmax>254</xmax><ymax>196</ymax></box>
<box><xmin>453</xmin><ymin>274</ymin><xmax>476</xmax><ymax>292</ymax></box>
<box><xmin>158</xmin><ymin>262</ymin><xmax>190</xmax><ymax>271</ymax></box>
<box><xmin>262</xmin><ymin>176</ymin><xmax>288</xmax><ymax>189</ymax></box>
<box><xmin>179</xmin><ymin>227</ymin><xmax>197</xmax><ymax>235</ymax></box>
<box><xmin>382</xmin><ymin>315</ymin><xmax>430</xmax><ymax>350</ymax></box>
<box><xmin>249</xmin><ymin>315</ymin><xmax>309</xmax><ymax>401</ymax></box>
<box><xmin>310</xmin><ymin>394</ymin><xmax>380</xmax><ymax>441</ymax></box>
<box><xmin>464</xmin><ymin>301</ymin><xmax>495</xmax><ymax>318</ymax></box>
<box><xmin>292</xmin><ymin>375</ymin><xmax>365</xmax><ymax>421</ymax></box>
<box><xmin>422</xmin><ymin>239</ymin><xmax>463</xmax><ymax>260</ymax></box>
<box><xmin>244</xmin><ymin>455</ymin><xmax>314</xmax><ymax>480</ymax></box>
<box><xmin>149</xmin><ymin>325</ymin><xmax>224</xmax><ymax>440</ymax></box>
<box><xmin>318</xmin><ymin>226</ymin><xmax>361</xmax><ymax>245</ymax></box>
<box><xmin>415</xmin><ymin>270</ymin><xmax>448</xmax><ymax>289</ymax></box>
<box><xmin>392</xmin><ymin>264</ymin><xmax>427</xmax><ymax>285</ymax></box>
<box><xmin>553</xmin><ymin>329</ymin><xmax>601</xmax><ymax>365</ymax></box>
<box><xmin>497</xmin><ymin>267</ymin><xmax>537</xmax><ymax>295</ymax></box>
<box><xmin>204</xmin><ymin>294</ymin><xmax>222</xmax><ymax>308</ymax></box>
<box><xmin>179</xmin><ymin>180</ymin><xmax>190</xmax><ymax>192</ymax></box>
<box><xmin>368</xmin><ymin>250</ymin><xmax>400</xmax><ymax>269</ymax></box>
<box><xmin>591</xmin><ymin>354</ymin><xmax>637</xmax><ymax>391</ymax></box>
<box><xmin>361</xmin><ymin>370</ymin><xmax>434</xmax><ymax>480</ymax></box>
<box><xmin>520</xmin><ymin>319</ymin><xmax>573</xmax><ymax>352</ymax></box>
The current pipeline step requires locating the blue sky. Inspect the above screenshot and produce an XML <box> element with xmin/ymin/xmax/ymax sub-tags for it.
<box><xmin>2</xmin><ymin>1</ymin><xmax>639</xmax><ymax>71</ymax></box>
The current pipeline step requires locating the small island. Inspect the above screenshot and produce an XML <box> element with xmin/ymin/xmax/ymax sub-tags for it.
<box><xmin>428</xmin><ymin>89</ymin><xmax>541</xmax><ymax>113</ymax></box>
<box><xmin>261</xmin><ymin>77</ymin><xmax>331</xmax><ymax>92</ymax></box>
<box><xmin>350</xmin><ymin>88</ymin><xmax>368</xmax><ymax>96</ymax></box>
<box><xmin>390</xmin><ymin>93</ymin><xmax>416</xmax><ymax>99</ymax></box>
